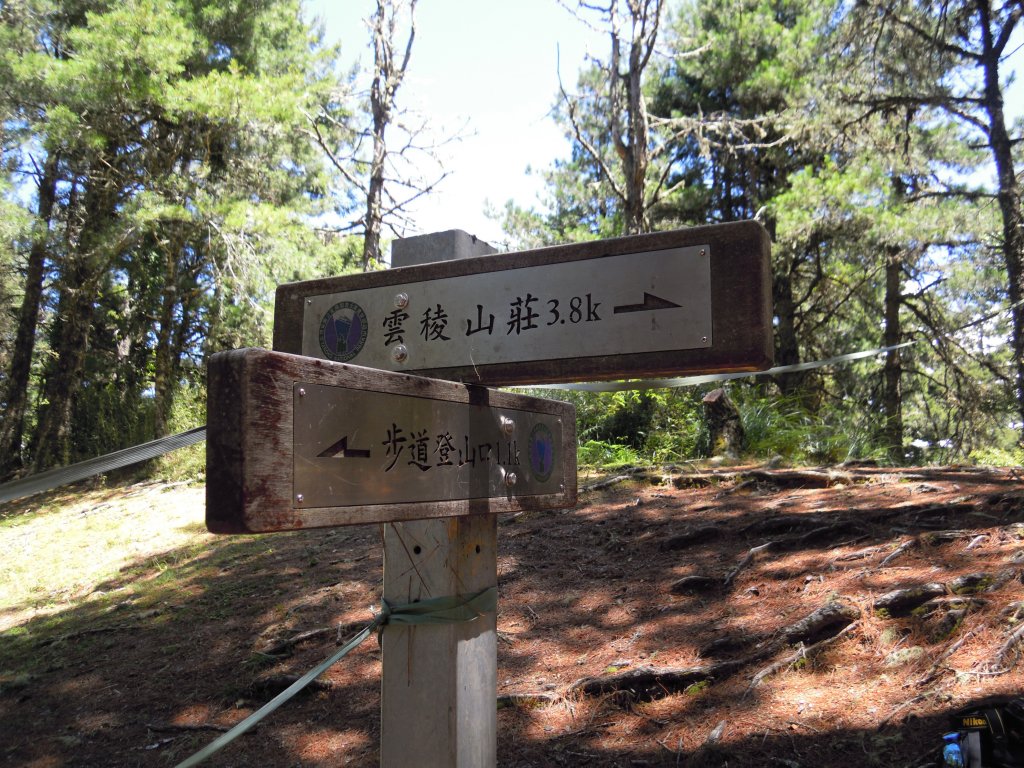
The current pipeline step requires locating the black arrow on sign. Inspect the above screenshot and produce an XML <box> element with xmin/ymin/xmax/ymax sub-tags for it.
<box><xmin>612</xmin><ymin>292</ymin><xmax>682</xmax><ymax>314</ymax></box>
<box><xmin>317</xmin><ymin>435</ymin><xmax>372</xmax><ymax>459</ymax></box>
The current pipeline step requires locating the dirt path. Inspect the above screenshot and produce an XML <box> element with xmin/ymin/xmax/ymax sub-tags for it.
<box><xmin>1</xmin><ymin>465</ymin><xmax>1022</xmax><ymax>766</ymax></box>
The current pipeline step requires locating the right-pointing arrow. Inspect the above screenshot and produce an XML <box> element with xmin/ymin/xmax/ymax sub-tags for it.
<box><xmin>612</xmin><ymin>292</ymin><xmax>682</xmax><ymax>314</ymax></box>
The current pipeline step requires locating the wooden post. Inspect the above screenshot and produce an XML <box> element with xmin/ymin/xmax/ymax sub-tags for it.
<box><xmin>380</xmin><ymin>515</ymin><xmax>497</xmax><ymax>766</ymax></box>
<box><xmin>380</xmin><ymin>231</ymin><xmax>499</xmax><ymax>767</ymax></box>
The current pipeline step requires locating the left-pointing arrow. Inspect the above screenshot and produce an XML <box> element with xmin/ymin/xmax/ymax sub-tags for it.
<box><xmin>318</xmin><ymin>435</ymin><xmax>372</xmax><ymax>459</ymax></box>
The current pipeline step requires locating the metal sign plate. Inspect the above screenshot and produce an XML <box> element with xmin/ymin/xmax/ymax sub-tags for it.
<box><xmin>205</xmin><ymin>348</ymin><xmax>576</xmax><ymax>533</ymax></box>
<box><xmin>274</xmin><ymin>222</ymin><xmax>773</xmax><ymax>386</ymax></box>
<box><xmin>300</xmin><ymin>245</ymin><xmax>712</xmax><ymax>371</ymax></box>
<box><xmin>293</xmin><ymin>383</ymin><xmax>564</xmax><ymax>508</ymax></box>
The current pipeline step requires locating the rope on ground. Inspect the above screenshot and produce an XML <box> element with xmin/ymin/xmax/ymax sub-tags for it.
<box><xmin>174</xmin><ymin>586</ymin><xmax>497</xmax><ymax>768</ymax></box>
<box><xmin>521</xmin><ymin>342</ymin><xmax>915</xmax><ymax>393</ymax></box>
<box><xmin>0</xmin><ymin>427</ymin><xmax>207</xmax><ymax>505</ymax></box>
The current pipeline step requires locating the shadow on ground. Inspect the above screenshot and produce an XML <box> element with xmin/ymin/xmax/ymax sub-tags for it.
<box><xmin>1</xmin><ymin>465</ymin><xmax>1022</xmax><ymax>766</ymax></box>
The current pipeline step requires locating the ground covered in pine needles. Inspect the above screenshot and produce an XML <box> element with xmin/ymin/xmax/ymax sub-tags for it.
<box><xmin>1</xmin><ymin>464</ymin><xmax>1023</xmax><ymax>767</ymax></box>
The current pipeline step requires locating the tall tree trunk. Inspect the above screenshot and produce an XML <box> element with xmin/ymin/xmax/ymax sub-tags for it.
<box><xmin>31</xmin><ymin>256</ymin><xmax>96</xmax><ymax>470</ymax></box>
<box><xmin>977</xmin><ymin>1</ymin><xmax>1024</xmax><ymax>442</ymax></box>
<box><xmin>362</xmin><ymin>0</ymin><xmax>415</xmax><ymax>271</ymax></box>
<box><xmin>362</xmin><ymin>107</ymin><xmax>386</xmax><ymax>270</ymax></box>
<box><xmin>31</xmin><ymin>179</ymin><xmax>113</xmax><ymax>471</ymax></box>
<box><xmin>882</xmin><ymin>246</ymin><xmax>904</xmax><ymax>462</ymax></box>
<box><xmin>607</xmin><ymin>0</ymin><xmax>660</xmax><ymax>235</ymax></box>
<box><xmin>772</xmin><ymin>264</ymin><xmax>805</xmax><ymax>397</ymax></box>
<box><xmin>153</xmin><ymin>246</ymin><xmax>178</xmax><ymax>438</ymax></box>
<box><xmin>0</xmin><ymin>153</ymin><xmax>58</xmax><ymax>477</ymax></box>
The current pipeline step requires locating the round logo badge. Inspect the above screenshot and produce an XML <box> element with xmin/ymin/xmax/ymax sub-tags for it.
<box><xmin>319</xmin><ymin>301</ymin><xmax>368</xmax><ymax>362</ymax></box>
<box><xmin>528</xmin><ymin>422</ymin><xmax>555</xmax><ymax>483</ymax></box>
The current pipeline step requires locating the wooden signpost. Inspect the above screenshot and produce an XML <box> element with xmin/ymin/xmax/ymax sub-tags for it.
<box><xmin>205</xmin><ymin>222</ymin><xmax>773</xmax><ymax>767</ymax></box>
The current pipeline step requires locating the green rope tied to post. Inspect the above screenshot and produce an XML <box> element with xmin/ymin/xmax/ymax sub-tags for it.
<box><xmin>174</xmin><ymin>586</ymin><xmax>497</xmax><ymax>768</ymax></box>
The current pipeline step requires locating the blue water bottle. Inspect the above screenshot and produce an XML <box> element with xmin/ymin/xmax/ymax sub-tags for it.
<box><xmin>942</xmin><ymin>732</ymin><xmax>964</xmax><ymax>767</ymax></box>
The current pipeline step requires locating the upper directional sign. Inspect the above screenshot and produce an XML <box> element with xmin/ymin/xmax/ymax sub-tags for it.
<box><xmin>274</xmin><ymin>221</ymin><xmax>772</xmax><ymax>386</ymax></box>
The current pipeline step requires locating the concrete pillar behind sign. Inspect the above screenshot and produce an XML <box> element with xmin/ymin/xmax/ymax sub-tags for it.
<box><xmin>389</xmin><ymin>229</ymin><xmax>497</xmax><ymax>267</ymax></box>
<box><xmin>380</xmin><ymin>230</ymin><xmax>499</xmax><ymax>767</ymax></box>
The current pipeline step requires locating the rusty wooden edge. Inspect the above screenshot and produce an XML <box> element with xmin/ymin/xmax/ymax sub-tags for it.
<box><xmin>206</xmin><ymin>347</ymin><xmax>577</xmax><ymax>534</ymax></box>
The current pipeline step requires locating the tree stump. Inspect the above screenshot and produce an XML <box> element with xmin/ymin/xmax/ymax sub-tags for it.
<box><xmin>703</xmin><ymin>388</ymin><xmax>744</xmax><ymax>458</ymax></box>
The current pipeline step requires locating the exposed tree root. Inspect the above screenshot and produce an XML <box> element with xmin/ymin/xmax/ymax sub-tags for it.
<box><xmin>569</xmin><ymin>661</ymin><xmax>740</xmax><ymax>700</ymax></box>
<box><xmin>572</xmin><ymin>600</ymin><xmax>860</xmax><ymax>701</ymax></box>
<box><xmin>878</xmin><ymin>690</ymin><xmax>951</xmax><ymax>729</ymax></box>
<box><xmin>257</xmin><ymin>620</ymin><xmax>369</xmax><ymax>656</ymax></box>
<box><xmin>146</xmin><ymin>722</ymin><xmax>239</xmax><ymax>734</ymax></box>
<box><xmin>745</xmin><ymin>623</ymin><xmax>858</xmax><ymax>696</ymax></box>
<box><xmin>660</xmin><ymin>525</ymin><xmax>723</xmax><ymax>551</ymax></box>
<box><xmin>582</xmin><ymin>468</ymin><xmax>654</xmax><ymax>492</ymax></box>
<box><xmin>880</xmin><ymin>539</ymin><xmax>916</xmax><ymax>567</ymax></box>
<box><xmin>670</xmin><ymin>574</ymin><xmax>720</xmax><ymax>595</ymax></box>
<box><xmin>249</xmin><ymin>674</ymin><xmax>336</xmax><ymax>697</ymax></box>
<box><xmin>38</xmin><ymin>623</ymin><xmax>133</xmax><ymax>646</ymax></box>
<box><xmin>743</xmin><ymin>515</ymin><xmax>825</xmax><ymax>536</ymax></box>
<box><xmin>834</xmin><ymin>544</ymin><xmax>884</xmax><ymax>562</ymax></box>
<box><xmin>497</xmin><ymin>692</ymin><xmax>560</xmax><ymax>709</ymax></box>
<box><xmin>873</xmin><ymin>583</ymin><xmax>947</xmax><ymax>618</ymax></box>
<box><xmin>989</xmin><ymin>622</ymin><xmax>1024</xmax><ymax>673</ymax></box>
<box><xmin>724</xmin><ymin>541</ymin><xmax>776</xmax><ymax>587</ymax></box>
<box><xmin>916</xmin><ymin>632</ymin><xmax>975</xmax><ymax>687</ymax></box>
<box><xmin>779</xmin><ymin>602</ymin><xmax>860</xmax><ymax>645</ymax></box>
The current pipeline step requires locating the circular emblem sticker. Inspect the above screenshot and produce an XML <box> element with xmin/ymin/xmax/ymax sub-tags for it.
<box><xmin>319</xmin><ymin>301</ymin><xmax>368</xmax><ymax>362</ymax></box>
<box><xmin>528</xmin><ymin>422</ymin><xmax>555</xmax><ymax>483</ymax></box>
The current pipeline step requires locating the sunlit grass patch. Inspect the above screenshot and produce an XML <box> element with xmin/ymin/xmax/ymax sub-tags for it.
<box><xmin>0</xmin><ymin>483</ymin><xmax>210</xmax><ymax>629</ymax></box>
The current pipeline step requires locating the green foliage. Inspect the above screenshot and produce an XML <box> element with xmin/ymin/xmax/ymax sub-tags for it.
<box><xmin>577</xmin><ymin>440</ymin><xmax>642</xmax><ymax>469</ymax></box>
<box><xmin>684</xmin><ymin>680</ymin><xmax>710</xmax><ymax>695</ymax></box>
<box><xmin>0</xmin><ymin>0</ymin><xmax>361</xmax><ymax>474</ymax></box>
<box><xmin>968</xmin><ymin>446</ymin><xmax>1024</xmax><ymax>468</ymax></box>
<box><xmin>511</xmin><ymin>0</ymin><xmax>1020</xmax><ymax>466</ymax></box>
<box><xmin>152</xmin><ymin>382</ymin><xmax>208</xmax><ymax>482</ymax></box>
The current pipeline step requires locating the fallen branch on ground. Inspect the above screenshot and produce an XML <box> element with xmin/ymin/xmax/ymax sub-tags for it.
<box><xmin>258</xmin><ymin>627</ymin><xmax>332</xmax><ymax>656</ymax></box>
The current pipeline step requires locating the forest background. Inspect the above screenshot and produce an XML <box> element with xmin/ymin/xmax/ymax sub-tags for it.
<box><xmin>2</xmin><ymin>0</ymin><xmax>1024</xmax><ymax>483</ymax></box>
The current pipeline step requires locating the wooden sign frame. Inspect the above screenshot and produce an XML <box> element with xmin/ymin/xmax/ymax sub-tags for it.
<box><xmin>273</xmin><ymin>221</ymin><xmax>772</xmax><ymax>386</ymax></box>
<box><xmin>206</xmin><ymin>348</ymin><xmax>577</xmax><ymax>533</ymax></box>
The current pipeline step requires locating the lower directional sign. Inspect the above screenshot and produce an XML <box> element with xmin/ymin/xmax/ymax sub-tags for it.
<box><xmin>206</xmin><ymin>348</ymin><xmax>576</xmax><ymax>533</ymax></box>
